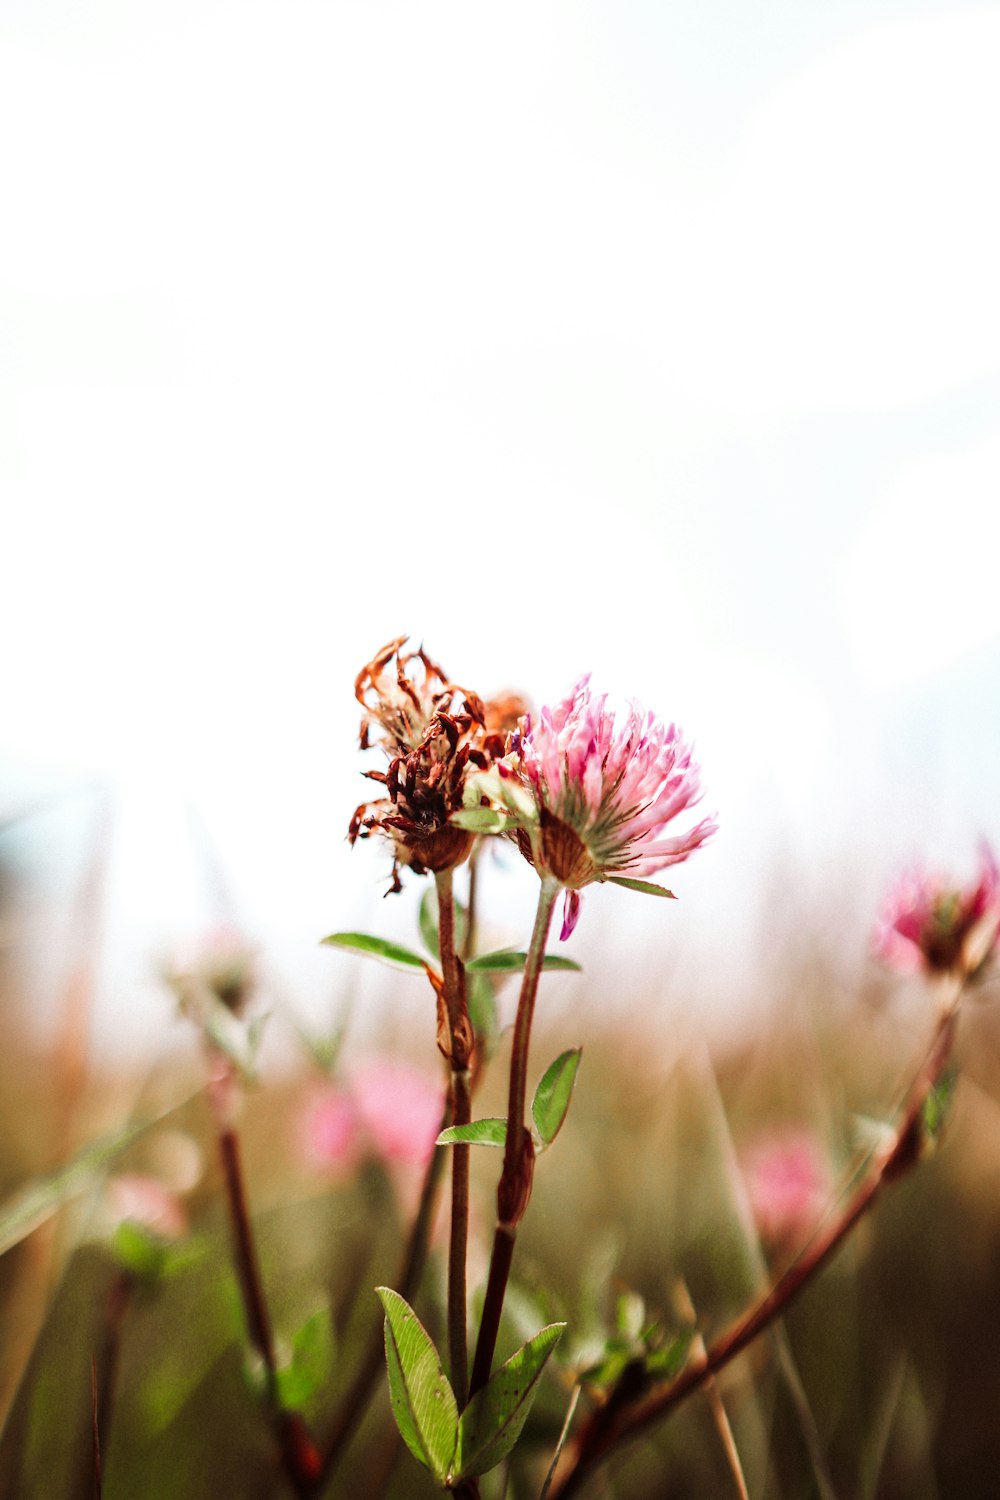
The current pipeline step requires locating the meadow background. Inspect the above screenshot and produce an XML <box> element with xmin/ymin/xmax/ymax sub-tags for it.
<box><xmin>2</xmin><ymin>1</ymin><xmax>1000</xmax><ymax>1494</ymax></box>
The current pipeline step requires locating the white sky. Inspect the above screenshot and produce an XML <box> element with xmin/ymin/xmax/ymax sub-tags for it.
<box><xmin>2</xmin><ymin>1</ymin><xmax>999</xmax><ymax>1056</ymax></box>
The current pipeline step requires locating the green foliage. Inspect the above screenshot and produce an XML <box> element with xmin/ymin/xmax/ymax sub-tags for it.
<box><xmin>113</xmin><ymin>1220</ymin><xmax>170</xmax><ymax>1282</ymax></box>
<box><xmin>573</xmin><ymin>1285</ymin><xmax>692</xmax><ymax>1392</ymax></box>
<box><xmin>437</xmin><ymin>1118</ymin><xmax>507</xmax><ymax>1148</ymax></box>
<box><xmin>466</xmin><ymin>950</ymin><xmax>581</xmax><ymax>974</ymax></box>
<box><xmin>417</xmin><ymin>886</ymin><xmax>469</xmax><ymax>961</ymax></box>
<box><xmin>451</xmin><ymin>808</ymin><xmax>519</xmax><ymax>834</ymax></box>
<box><xmin>0</xmin><ymin>1092</ymin><xmax>197</xmax><ymax>1257</ymax></box>
<box><xmin>532</xmin><ymin>1049</ymin><xmax>583</xmax><ymax>1149</ymax></box>
<box><xmin>275</xmin><ymin>1307</ymin><xmax>335</xmax><ymax>1411</ymax></box>
<box><xmin>467</xmin><ymin>971</ymin><xmax>499</xmax><ymax>1050</ymax></box>
<box><xmin>921</xmin><ymin>1067</ymin><xmax>959</xmax><ymax>1151</ymax></box>
<box><xmin>321</xmin><ymin>931</ymin><xmax>429</xmax><ymax>971</ymax></box>
<box><xmin>605</xmin><ymin>876</ymin><xmax>677</xmax><ymax>898</ymax></box>
<box><xmin>453</xmin><ymin>1322</ymin><xmax>566</xmax><ymax>1479</ymax></box>
<box><xmin>376</xmin><ymin>1287</ymin><xmax>459</xmax><ymax>1485</ymax></box>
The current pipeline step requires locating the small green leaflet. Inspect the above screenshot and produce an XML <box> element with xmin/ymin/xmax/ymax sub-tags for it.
<box><xmin>466</xmin><ymin>950</ymin><xmax>581</xmax><ymax>974</ymax></box>
<box><xmin>275</xmin><ymin>1306</ymin><xmax>335</xmax><ymax>1411</ymax></box>
<box><xmin>468</xmin><ymin>972</ymin><xmax>499</xmax><ymax>1048</ymax></box>
<box><xmin>451</xmin><ymin>808</ymin><xmax>519</xmax><ymax>834</ymax></box>
<box><xmin>376</xmin><ymin>1287</ymin><xmax>458</xmax><ymax>1485</ymax></box>
<box><xmin>605</xmin><ymin>877</ymin><xmax>676</xmax><ymax>898</ymax></box>
<box><xmin>532</xmin><ymin>1049</ymin><xmax>582</xmax><ymax>1149</ymax></box>
<box><xmin>437</xmin><ymin>1119</ymin><xmax>507</xmax><ymax>1148</ymax></box>
<box><xmin>321</xmin><ymin>932</ymin><xmax>429</xmax><ymax>972</ymax></box>
<box><xmin>921</xmin><ymin>1067</ymin><xmax>959</xmax><ymax>1150</ymax></box>
<box><xmin>454</xmin><ymin>1322</ymin><xmax>566</xmax><ymax>1479</ymax></box>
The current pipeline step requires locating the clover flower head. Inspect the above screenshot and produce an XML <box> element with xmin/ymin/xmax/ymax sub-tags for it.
<box><xmin>874</xmin><ymin>843</ymin><xmax>1000</xmax><ymax>979</ymax></box>
<box><xmin>163</xmin><ymin>927</ymin><xmax>257</xmax><ymax>1016</ymax></box>
<box><xmin>350</xmin><ymin>637</ymin><xmax>505</xmax><ymax>889</ymax></box>
<box><xmin>469</xmin><ymin>675</ymin><xmax>716</xmax><ymax>938</ymax></box>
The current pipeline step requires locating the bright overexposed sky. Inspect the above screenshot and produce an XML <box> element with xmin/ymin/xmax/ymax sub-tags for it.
<box><xmin>2</xmin><ymin>1</ymin><xmax>999</xmax><ymax>1055</ymax></box>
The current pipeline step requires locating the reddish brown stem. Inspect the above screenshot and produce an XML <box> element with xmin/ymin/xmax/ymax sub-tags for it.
<box><xmin>206</xmin><ymin>1059</ymin><xmax>321</xmax><ymax>1497</ymax></box>
<box><xmin>436</xmin><ymin>868</ymin><xmax>473</xmax><ymax>1406</ymax></box>
<box><xmin>550</xmin><ymin>1000</ymin><xmax>961</xmax><ymax>1499</ymax></box>
<box><xmin>319</xmin><ymin>1091</ymin><xmax>451</xmax><ymax>1477</ymax></box>
<box><xmin>469</xmin><ymin>877</ymin><xmax>558</xmax><ymax>1397</ymax></box>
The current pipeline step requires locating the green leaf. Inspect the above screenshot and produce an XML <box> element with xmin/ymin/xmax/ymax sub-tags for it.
<box><xmin>112</xmin><ymin>1220</ymin><xmax>169</xmax><ymax>1281</ymax></box>
<box><xmin>531</xmin><ymin>1049</ymin><xmax>582</xmax><ymax>1148</ymax></box>
<box><xmin>376</xmin><ymin>1287</ymin><xmax>458</xmax><ymax>1484</ymax></box>
<box><xmin>276</xmin><ymin>1307</ymin><xmax>335</xmax><ymax>1411</ymax></box>
<box><xmin>451</xmin><ymin>808</ymin><xmax>519</xmax><ymax>834</ymax></box>
<box><xmin>468</xmin><ymin>971</ymin><xmax>499</xmax><ymax>1048</ymax></box>
<box><xmin>644</xmin><ymin>1328</ymin><xmax>694</xmax><ymax>1379</ymax></box>
<box><xmin>605</xmin><ymin>877</ymin><xmax>676</xmax><ymax>898</ymax></box>
<box><xmin>921</xmin><ymin>1066</ymin><xmax>959</xmax><ymax>1150</ymax></box>
<box><xmin>418</xmin><ymin>887</ymin><xmax>440</xmax><ymax>959</ymax></box>
<box><xmin>615</xmin><ymin>1290</ymin><xmax>646</xmax><ymax>1343</ymax></box>
<box><xmin>418</xmin><ymin>887</ymin><xmax>469</xmax><ymax>961</ymax></box>
<box><xmin>321</xmin><ymin>932</ymin><xmax>429</xmax><ymax>971</ymax></box>
<box><xmin>0</xmin><ymin>1091</ymin><xmax>198</xmax><ymax>1258</ymax></box>
<box><xmin>455</xmin><ymin>1322</ymin><xmax>566</xmax><ymax>1479</ymax></box>
<box><xmin>437</xmin><ymin>1119</ymin><xmax>508</xmax><ymax>1148</ymax></box>
<box><xmin>466</xmin><ymin>950</ymin><xmax>581</xmax><ymax>974</ymax></box>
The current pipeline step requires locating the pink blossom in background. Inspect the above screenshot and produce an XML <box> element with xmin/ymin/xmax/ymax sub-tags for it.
<box><xmin>301</xmin><ymin>1088</ymin><xmax>363</xmax><ymax>1174</ymax></box>
<box><xmin>106</xmin><ymin>1173</ymin><xmax>187</xmax><ymax>1240</ymax></box>
<box><xmin>741</xmin><ymin>1130</ymin><xmax>831</xmax><ymax>1254</ymax></box>
<box><xmin>300</xmin><ymin>1063</ymin><xmax>443</xmax><ymax>1175</ymax></box>
<box><xmin>514</xmin><ymin>675</ymin><xmax>716</xmax><ymax>937</ymax></box>
<box><xmin>874</xmin><ymin>844</ymin><xmax>1000</xmax><ymax>978</ymax></box>
<box><xmin>353</xmin><ymin>1060</ymin><xmax>444</xmax><ymax>1168</ymax></box>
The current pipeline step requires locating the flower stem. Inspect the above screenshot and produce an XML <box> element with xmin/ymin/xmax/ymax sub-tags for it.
<box><xmin>205</xmin><ymin>1053</ymin><xmax>321</xmax><ymax>1497</ymax></box>
<box><xmin>319</xmin><ymin>1090</ymin><xmax>451</xmax><ymax>1477</ymax></box>
<box><xmin>469</xmin><ymin>876</ymin><xmax>559</xmax><ymax>1398</ymax></box>
<box><xmin>549</xmin><ymin>991</ymin><xmax>963</xmax><ymax>1499</ymax></box>
<box><xmin>435</xmin><ymin>867</ymin><xmax>473</xmax><ymax>1407</ymax></box>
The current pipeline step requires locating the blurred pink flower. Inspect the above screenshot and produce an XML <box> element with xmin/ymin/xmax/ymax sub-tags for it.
<box><xmin>106</xmin><ymin>1173</ymin><xmax>187</xmax><ymax>1241</ymax></box>
<box><xmin>301</xmin><ymin>1088</ymin><xmax>363</xmax><ymax>1174</ymax></box>
<box><xmin>741</xmin><ymin>1130</ymin><xmax>830</xmax><ymax>1253</ymax></box>
<box><xmin>874</xmin><ymin>844</ymin><xmax>1000</xmax><ymax>979</ymax></box>
<box><xmin>301</xmin><ymin>1063</ymin><xmax>443</xmax><ymax>1175</ymax></box>
<box><xmin>512</xmin><ymin>676</ymin><xmax>716</xmax><ymax>937</ymax></box>
<box><xmin>354</xmin><ymin>1060</ymin><xmax>444</xmax><ymax>1168</ymax></box>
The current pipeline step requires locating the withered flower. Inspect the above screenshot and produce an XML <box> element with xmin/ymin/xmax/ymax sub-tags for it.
<box><xmin>349</xmin><ymin>637</ymin><xmax>503</xmax><ymax>889</ymax></box>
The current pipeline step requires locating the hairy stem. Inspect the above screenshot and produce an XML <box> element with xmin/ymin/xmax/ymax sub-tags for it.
<box><xmin>436</xmin><ymin>867</ymin><xmax>473</xmax><ymax>1407</ymax></box>
<box><xmin>469</xmin><ymin>876</ymin><xmax>559</xmax><ymax>1398</ymax></box>
<box><xmin>549</xmin><ymin>994</ymin><xmax>962</xmax><ymax>1499</ymax></box>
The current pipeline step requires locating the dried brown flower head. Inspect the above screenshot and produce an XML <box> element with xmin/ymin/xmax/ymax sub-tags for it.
<box><xmin>349</xmin><ymin>638</ymin><xmax>504</xmax><ymax>889</ymax></box>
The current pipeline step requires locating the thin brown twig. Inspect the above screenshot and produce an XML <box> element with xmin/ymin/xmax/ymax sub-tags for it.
<box><xmin>205</xmin><ymin>1055</ymin><xmax>321</xmax><ymax>1497</ymax></box>
<box><xmin>549</xmin><ymin>996</ymin><xmax>961</xmax><ymax>1499</ymax></box>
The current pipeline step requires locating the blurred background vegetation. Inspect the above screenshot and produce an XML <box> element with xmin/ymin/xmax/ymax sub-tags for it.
<box><xmin>4</xmin><ymin>790</ymin><xmax>1000</xmax><ymax>1500</ymax></box>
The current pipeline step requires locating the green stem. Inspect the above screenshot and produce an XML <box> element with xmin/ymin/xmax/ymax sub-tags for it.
<box><xmin>436</xmin><ymin>867</ymin><xmax>473</xmax><ymax>1407</ymax></box>
<box><xmin>549</xmin><ymin>992</ymin><xmax>963</xmax><ymax>1499</ymax></box>
<box><xmin>469</xmin><ymin>876</ymin><xmax>559</xmax><ymax>1398</ymax></box>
